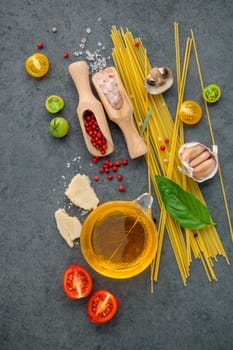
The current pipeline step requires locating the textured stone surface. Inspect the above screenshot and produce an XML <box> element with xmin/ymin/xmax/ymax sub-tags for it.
<box><xmin>1</xmin><ymin>0</ymin><xmax>233</xmax><ymax>349</ymax></box>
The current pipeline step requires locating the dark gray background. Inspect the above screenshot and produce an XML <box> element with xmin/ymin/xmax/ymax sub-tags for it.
<box><xmin>1</xmin><ymin>0</ymin><xmax>233</xmax><ymax>349</ymax></box>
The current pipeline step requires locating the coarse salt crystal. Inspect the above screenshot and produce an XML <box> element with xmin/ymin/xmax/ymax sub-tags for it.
<box><xmin>81</xmin><ymin>37</ymin><xmax>87</xmax><ymax>44</ymax></box>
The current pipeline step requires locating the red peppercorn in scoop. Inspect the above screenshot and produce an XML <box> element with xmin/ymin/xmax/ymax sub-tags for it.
<box><xmin>68</xmin><ymin>61</ymin><xmax>114</xmax><ymax>157</ymax></box>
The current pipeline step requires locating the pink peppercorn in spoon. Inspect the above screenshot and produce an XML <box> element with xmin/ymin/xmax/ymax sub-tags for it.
<box><xmin>68</xmin><ymin>61</ymin><xmax>114</xmax><ymax>157</ymax></box>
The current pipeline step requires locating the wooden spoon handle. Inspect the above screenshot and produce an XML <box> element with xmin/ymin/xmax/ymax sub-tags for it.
<box><xmin>92</xmin><ymin>67</ymin><xmax>147</xmax><ymax>159</ymax></box>
<box><xmin>68</xmin><ymin>61</ymin><xmax>94</xmax><ymax>100</ymax></box>
<box><xmin>116</xmin><ymin>118</ymin><xmax>148</xmax><ymax>159</ymax></box>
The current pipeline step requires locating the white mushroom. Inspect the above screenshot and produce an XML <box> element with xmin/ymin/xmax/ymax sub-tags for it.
<box><xmin>144</xmin><ymin>66</ymin><xmax>173</xmax><ymax>95</ymax></box>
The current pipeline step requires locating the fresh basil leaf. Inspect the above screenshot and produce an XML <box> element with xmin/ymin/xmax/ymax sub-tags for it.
<box><xmin>155</xmin><ymin>175</ymin><xmax>214</xmax><ymax>229</ymax></box>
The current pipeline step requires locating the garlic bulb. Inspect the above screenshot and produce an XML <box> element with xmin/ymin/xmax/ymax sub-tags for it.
<box><xmin>178</xmin><ymin>142</ymin><xmax>218</xmax><ymax>182</ymax></box>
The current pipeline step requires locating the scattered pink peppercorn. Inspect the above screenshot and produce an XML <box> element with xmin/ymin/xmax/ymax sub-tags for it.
<box><xmin>164</xmin><ymin>138</ymin><xmax>170</xmax><ymax>144</ymax></box>
<box><xmin>115</xmin><ymin>160</ymin><xmax>121</xmax><ymax>167</ymax></box>
<box><xmin>37</xmin><ymin>42</ymin><xmax>43</xmax><ymax>49</ymax></box>
<box><xmin>134</xmin><ymin>41</ymin><xmax>140</xmax><ymax>47</ymax></box>
<box><xmin>117</xmin><ymin>174</ymin><xmax>123</xmax><ymax>181</ymax></box>
<box><xmin>118</xmin><ymin>185</ymin><xmax>125</xmax><ymax>192</ymax></box>
<box><xmin>112</xmin><ymin>166</ymin><xmax>118</xmax><ymax>172</ymax></box>
<box><xmin>64</xmin><ymin>52</ymin><xmax>69</xmax><ymax>59</ymax></box>
<box><xmin>122</xmin><ymin>159</ymin><xmax>128</xmax><ymax>165</ymax></box>
<box><xmin>99</xmin><ymin>167</ymin><xmax>105</xmax><ymax>173</ymax></box>
<box><xmin>160</xmin><ymin>145</ymin><xmax>166</xmax><ymax>151</ymax></box>
<box><xmin>94</xmin><ymin>175</ymin><xmax>99</xmax><ymax>181</ymax></box>
<box><xmin>92</xmin><ymin>157</ymin><xmax>99</xmax><ymax>164</ymax></box>
<box><xmin>107</xmin><ymin>175</ymin><xmax>113</xmax><ymax>181</ymax></box>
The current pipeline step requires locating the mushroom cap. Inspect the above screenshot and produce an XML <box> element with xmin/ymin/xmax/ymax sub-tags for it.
<box><xmin>144</xmin><ymin>66</ymin><xmax>173</xmax><ymax>95</ymax></box>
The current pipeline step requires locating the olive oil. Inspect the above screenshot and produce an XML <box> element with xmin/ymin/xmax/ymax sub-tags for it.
<box><xmin>92</xmin><ymin>209</ymin><xmax>146</xmax><ymax>267</ymax></box>
<box><xmin>80</xmin><ymin>200</ymin><xmax>158</xmax><ymax>279</ymax></box>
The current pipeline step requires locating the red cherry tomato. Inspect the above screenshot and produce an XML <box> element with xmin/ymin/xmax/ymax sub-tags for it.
<box><xmin>62</xmin><ymin>264</ymin><xmax>92</xmax><ymax>299</ymax></box>
<box><xmin>87</xmin><ymin>290</ymin><xmax>118</xmax><ymax>324</ymax></box>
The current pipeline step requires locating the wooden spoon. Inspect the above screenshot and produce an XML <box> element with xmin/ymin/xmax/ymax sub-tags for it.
<box><xmin>68</xmin><ymin>61</ymin><xmax>114</xmax><ymax>157</ymax></box>
<box><xmin>92</xmin><ymin>66</ymin><xmax>147</xmax><ymax>159</ymax></box>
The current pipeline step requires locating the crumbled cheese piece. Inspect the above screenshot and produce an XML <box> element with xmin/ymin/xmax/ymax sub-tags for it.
<box><xmin>65</xmin><ymin>174</ymin><xmax>99</xmax><ymax>210</ymax></box>
<box><xmin>55</xmin><ymin>208</ymin><xmax>82</xmax><ymax>248</ymax></box>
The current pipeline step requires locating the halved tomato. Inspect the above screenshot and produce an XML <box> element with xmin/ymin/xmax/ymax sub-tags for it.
<box><xmin>62</xmin><ymin>264</ymin><xmax>92</xmax><ymax>299</ymax></box>
<box><xmin>87</xmin><ymin>289</ymin><xmax>118</xmax><ymax>324</ymax></box>
<box><xmin>202</xmin><ymin>84</ymin><xmax>221</xmax><ymax>103</ymax></box>
<box><xmin>25</xmin><ymin>53</ymin><xmax>49</xmax><ymax>78</ymax></box>
<box><xmin>178</xmin><ymin>100</ymin><xmax>202</xmax><ymax>125</ymax></box>
<box><xmin>45</xmin><ymin>95</ymin><xmax>64</xmax><ymax>114</ymax></box>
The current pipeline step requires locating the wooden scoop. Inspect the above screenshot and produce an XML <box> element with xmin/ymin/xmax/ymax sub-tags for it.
<box><xmin>68</xmin><ymin>61</ymin><xmax>114</xmax><ymax>157</ymax></box>
<box><xmin>92</xmin><ymin>67</ymin><xmax>147</xmax><ymax>159</ymax></box>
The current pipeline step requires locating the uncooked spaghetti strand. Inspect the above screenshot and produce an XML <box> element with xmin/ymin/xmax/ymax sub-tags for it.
<box><xmin>185</xmin><ymin>229</ymin><xmax>192</xmax><ymax>268</ymax></box>
<box><xmin>190</xmin><ymin>235</ymin><xmax>213</xmax><ymax>281</ymax></box>
<box><xmin>172</xmin><ymin>26</ymin><xmax>225</xmax><ymax>276</ymax></box>
<box><xmin>190</xmin><ymin>29</ymin><xmax>215</xmax><ymax>141</ymax></box>
<box><xmin>197</xmin><ymin>235</ymin><xmax>218</xmax><ymax>281</ymax></box>
<box><xmin>174</xmin><ymin>22</ymin><xmax>181</xmax><ymax>93</ymax></box>
<box><xmin>111</xmin><ymin>27</ymin><xmax>228</xmax><ymax>285</ymax></box>
<box><xmin>148</xmin><ymin>36</ymin><xmax>192</xmax><ymax>282</ymax></box>
<box><xmin>151</xmin><ymin>208</ymin><xmax>167</xmax><ymax>282</ymax></box>
<box><xmin>167</xmin><ymin>37</ymin><xmax>192</xmax><ymax>179</ymax></box>
<box><xmin>149</xmin><ymin>166</ymin><xmax>189</xmax><ymax>284</ymax></box>
<box><xmin>166</xmin><ymin>219</ymin><xmax>189</xmax><ymax>284</ymax></box>
<box><xmin>145</xmin><ymin>140</ymin><xmax>166</xmax><ymax>285</ymax></box>
<box><xmin>191</xmin><ymin>29</ymin><xmax>233</xmax><ymax>242</ymax></box>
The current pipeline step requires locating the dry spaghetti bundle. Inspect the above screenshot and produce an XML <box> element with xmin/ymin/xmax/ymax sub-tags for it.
<box><xmin>111</xmin><ymin>25</ymin><xmax>230</xmax><ymax>290</ymax></box>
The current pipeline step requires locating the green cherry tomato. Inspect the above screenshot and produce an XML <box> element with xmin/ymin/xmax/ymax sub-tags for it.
<box><xmin>49</xmin><ymin>117</ymin><xmax>69</xmax><ymax>138</ymax></box>
<box><xmin>202</xmin><ymin>84</ymin><xmax>221</xmax><ymax>103</ymax></box>
<box><xmin>45</xmin><ymin>95</ymin><xmax>65</xmax><ymax>114</ymax></box>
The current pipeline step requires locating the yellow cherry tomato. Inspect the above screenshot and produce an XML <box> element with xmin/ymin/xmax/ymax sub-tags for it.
<box><xmin>25</xmin><ymin>53</ymin><xmax>49</xmax><ymax>78</ymax></box>
<box><xmin>178</xmin><ymin>100</ymin><xmax>202</xmax><ymax>125</ymax></box>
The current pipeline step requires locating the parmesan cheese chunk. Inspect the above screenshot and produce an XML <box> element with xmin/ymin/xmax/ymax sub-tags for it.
<box><xmin>55</xmin><ymin>208</ymin><xmax>82</xmax><ymax>248</ymax></box>
<box><xmin>65</xmin><ymin>174</ymin><xmax>99</xmax><ymax>210</ymax></box>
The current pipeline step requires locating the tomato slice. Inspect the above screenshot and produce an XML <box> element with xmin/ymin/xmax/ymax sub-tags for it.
<box><xmin>62</xmin><ymin>264</ymin><xmax>92</xmax><ymax>299</ymax></box>
<box><xmin>87</xmin><ymin>290</ymin><xmax>118</xmax><ymax>324</ymax></box>
<box><xmin>178</xmin><ymin>100</ymin><xmax>202</xmax><ymax>125</ymax></box>
<box><xmin>202</xmin><ymin>84</ymin><xmax>221</xmax><ymax>103</ymax></box>
<box><xmin>25</xmin><ymin>53</ymin><xmax>49</xmax><ymax>78</ymax></box>
<box><xmin>45</xmin><ymin>95</ymin><xmax>65</xmax><ymax>114</ymax></box>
